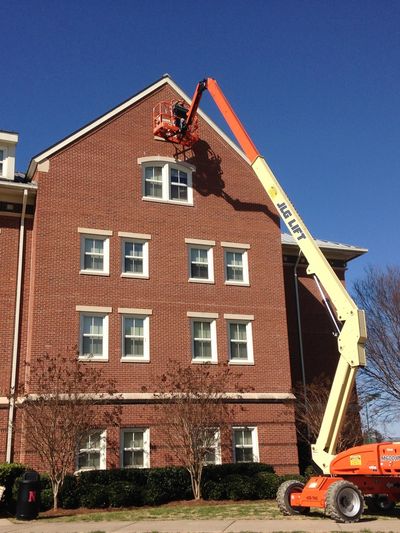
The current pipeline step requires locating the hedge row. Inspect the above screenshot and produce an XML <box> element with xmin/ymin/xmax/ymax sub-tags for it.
<box><xmin>1</xmin><ymin>462</ymin><xmax>305</xmax><ymax>512</ymax></box>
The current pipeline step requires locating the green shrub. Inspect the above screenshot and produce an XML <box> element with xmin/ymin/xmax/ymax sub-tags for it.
<box><xmin>108</xmin><ymin>481</ymin><xmax>136</xmax><ymax>508</ymax></box>
<box><xmin>224</xmin><ymin>474</ymin><xmax>256</xmax><ymax>500</ymax></box>
<box><xmin>144</xmin><ymin>467</ymin><xmax>192</xmax><ymax>505</ymax></box>
<box><xmin>80</xmin><ymin>483</ymin><xmax>109</xmax><ymax>508</ymax></box>
<box><xmin>255</xmin><ymin>472</ymin><xmax>282</xmax><ymax>499</ymax></box>
<box><xmin>202</xmin><ymin>463</ymin><xmax>274</xmax><ymax>484</ymax></box>
<box><xmin>59</xmin><ymin>475</ymin><xmax>79</xmax><ymax>509</ymax></box>
<box><xmin>40</xmin><ymin>488</ymin><xmax>53</xmax><ymax>511</ymax></box>
<box><xmin>0</xmin><ymin>463</ymin><xmax>26</xmax><ymax>512</ymax></box>
<box><xmin>202</xmin><ymin>480</ymin><xmax>227</xmax><ymax>500</ymax></box>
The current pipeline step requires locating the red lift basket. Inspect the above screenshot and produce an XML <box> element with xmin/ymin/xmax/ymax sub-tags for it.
<box><xmin>152</xmin><ymin>100</ymin><xmax>199</xmax><ymax>147</ymax></box>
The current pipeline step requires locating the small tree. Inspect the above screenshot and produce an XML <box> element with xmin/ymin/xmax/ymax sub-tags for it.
<box><xmin>154</xmin><ymin>360</ymin><xmax>245</xmax><ymax>499</ymax></box>
<box><xmin>17</xmin><ymin>350</ymin><xmax>121</xmax><ymax>509</ymax></box>
<box><xmin>353</xmin><ymin>265</ymin><xmax>400</xmax><ymax>424</ymax></box>
<box><xmin>294</xmin><ymin>375</ymin><xmax>363</xmax><ymax>456</ymax></box>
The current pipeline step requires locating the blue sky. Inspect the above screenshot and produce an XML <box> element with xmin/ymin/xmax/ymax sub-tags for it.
<box><xmin>2</xmin><ymin>0</ymin><xmax>399</xmax><ymax>289</ymax></box>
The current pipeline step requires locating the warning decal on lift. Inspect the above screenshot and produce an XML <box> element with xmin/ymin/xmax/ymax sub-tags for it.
<box><xmin>350</xmin><ymin>454</ymin><xmax>362</xmax><ymax>466</ymax></box>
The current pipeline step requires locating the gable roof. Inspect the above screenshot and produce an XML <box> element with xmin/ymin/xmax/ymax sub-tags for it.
<box><xmin>26</xmin><ymin>74</ymin><xmax>249</xmax><ymax>179</ymax></box>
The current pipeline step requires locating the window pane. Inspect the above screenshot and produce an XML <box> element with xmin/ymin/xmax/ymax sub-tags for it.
<box><xmin>124</xmin><ymin>432</ymin><xmax>133</xmax><ymax>449</ymax></box>
<box><xmin>194</xmin><ymin>340</ymin><xmax>211</xmax><ymax>359</ymax></box>
<box><xmin>125</xmin><ymin>338</ymin><xmax>144</xmax><ymax>357</ymax></box>
<box><xmin>145</xmin><ymin>181</ymin><xmax>162</xmax><ymax>198</ymax></box>
<box><xmin>132</xmin><ymin>451</ymin><xmax>144</xmax><ymax>466</ymax></box>
<box><xmin>230</xmin><ymin>323</ymin><xmax>246</xmax><ymax>340</ymax></box>
<box><xmin>145</xmin><ymin>166</ymin><xmax>162</xmax><ymax>180</ymax></box>
<box><xmin>134</xmin><ymin>433</ymin><xmax>144</xmax><ymax>447</ymax></box>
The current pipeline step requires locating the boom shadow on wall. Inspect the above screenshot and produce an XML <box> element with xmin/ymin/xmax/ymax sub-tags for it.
<box><xmin>185</xmin><ymin>140</ymin><xmax>279</xmax><ymax>228</ymax></box>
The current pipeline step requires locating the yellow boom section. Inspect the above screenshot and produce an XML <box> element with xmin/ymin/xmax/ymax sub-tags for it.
<box><xmin>252</xmin><ymin>156</ymin><xmax>367</xmax><ymax>473</ymax></box>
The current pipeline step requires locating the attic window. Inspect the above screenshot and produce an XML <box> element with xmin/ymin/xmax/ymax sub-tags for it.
<box><xmin>138</xmin><ymin>157</ymin><xmax>195</xmax><ymax>206</ymax></box>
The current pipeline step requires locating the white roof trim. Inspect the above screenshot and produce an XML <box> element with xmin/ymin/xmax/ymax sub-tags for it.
<box><xmin>27</xmin><ymin>76</ymin><xmax>248</xmax><ymax>178</ymax></box>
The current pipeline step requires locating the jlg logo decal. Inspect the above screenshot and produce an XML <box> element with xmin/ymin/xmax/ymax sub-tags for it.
<box><xmin>277</xmin><ymin>202</ymin><xmax>306</xmax><ymax>241</ymax></box>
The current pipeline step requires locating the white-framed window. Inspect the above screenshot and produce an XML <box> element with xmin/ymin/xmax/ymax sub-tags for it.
<box><xmin>121</xmin><ymin>314</ymin><xmax>150</xmax><ymax>361</ymax></box>
<box><xmin>191</xmin><ymin>319</ymin><xmax>218</xmax><ymax>363</ymax></box>
<box><xmin>121</xmin><ymin>428</ymin><xmax>150</xmax><ymax>468</ymax></box>
<box><xmin>0</xmin><ymin>148</ymin><xmax>6</xmax><ymax>177</ymax></box>
<box><xmin>222</xmin><ymin>243</ymin><xmax>250</xmax><ymax>285</ymax></box>
<box><xmin>139</xmin><ymin>157</ymin><xmax>194</xmax><ymax>205</ymax></box>
<box><xmin>79</xmin><ymin>229</ymin><xmax>111</xmax><ymax>276</ymax></box>
<box><xmin>227</xmin><ymin>320</ymin><xmax>254</xmax><ymax>364</ymax></box>
<box><xmin>233</xmin><ymin>427</ymin><xmax>259</xmax><ymax>463</ymax></box>
<box><xmin>79</xmin><ymin>313</ymin><xmax>109</xmax><ymax>361</ymax></box>
<box><xmin>187</xmin><ymin>244</ymin><xmax>214</xmax><ymax>283</ymax></box>
<box><xmin>77</xmin><ymin>430</ymin><xmax>106</xmax><ymax>471</ymax></box>
<box><xmin>203</xmin><ymin>429</ymin><xmax>221</xmax><ymax>465</ymax></box>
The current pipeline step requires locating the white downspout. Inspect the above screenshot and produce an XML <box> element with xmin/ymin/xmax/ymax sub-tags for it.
<box><xmin>6</xmin><ymin>188</ymin><xmax>28</xmax><ymax>463</ymax></box>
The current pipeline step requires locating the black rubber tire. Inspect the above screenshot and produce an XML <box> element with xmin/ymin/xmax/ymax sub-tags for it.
<box><xmin>276</xmin><ymin>480</ymin><xmax>309</xmax><ymax>516</ymax></box>
<box><xmin>365</xmin><ymin>495</ymin><xmax>395</xmax><ymax>513</ymax></box>
<box><xmin>325</xmin><ymin>480</ymin><xmax>364</xmax><ymax>523</ymax></box>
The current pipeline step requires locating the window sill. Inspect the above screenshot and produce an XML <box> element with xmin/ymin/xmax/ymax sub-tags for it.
<box><xmin>228</xmin><ymin>360</ymin><xmax>254</xmax><ymax>366</ymax></box>
<box><xmin>121</xmin><ymin>273</ymin><xmax>149</xmax><ymax>279</ymax></box>
<box><xmin>120</xmin><ymin>358</ymin><xmax>150</xmax><ymax>363</ymax></box>
<box><xmin>78</xmin><ymin>356</ymin><xmax>109</xmax><ymax>362</ymax></box>
<box><xmin>142</xmin><ymin>197</ymin><xmax>193</xmax><ymax>207</ymax></box>
<box><xmin>191</xmin><ymin>359</ymin><xmax>218</xmax><ymax>365</ymax></box>
<box><xmin>79</xmin><ymin>270</ymin><xmax>110</xmax><ymax>277</ymax></box>
<box><xmin>225</xmin><ymin>281</ymin><xmax>250</xmax><ymax>287</ymax></box>
<box><xmin>188</xmin><ymin>278</ymin><xmax>215</xmax><ymax>285</ymax></box>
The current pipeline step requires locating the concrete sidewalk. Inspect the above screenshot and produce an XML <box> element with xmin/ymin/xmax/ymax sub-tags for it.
<box><xmin>1</xmin><ymin>517</ymin><xmax>400</xmax><ymax>533</ymax></box>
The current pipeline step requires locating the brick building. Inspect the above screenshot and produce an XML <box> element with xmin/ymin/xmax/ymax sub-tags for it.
<box><xmin>0</xmin><ymin>76</ymin><xmax>366</xmax><ymax>473</ymax></box>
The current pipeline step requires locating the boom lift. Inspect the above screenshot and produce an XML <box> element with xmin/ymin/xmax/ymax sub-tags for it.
<box><xmin>153</xmin><ymin>78</ymin><xmax>400</xmax><ymax>522</ymax></box>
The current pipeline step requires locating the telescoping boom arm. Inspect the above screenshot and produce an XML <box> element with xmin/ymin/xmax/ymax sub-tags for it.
<box><xmin>188</xmin><ymin>78</ymin><xmax>367</xmax><ymax>473</ymax></box>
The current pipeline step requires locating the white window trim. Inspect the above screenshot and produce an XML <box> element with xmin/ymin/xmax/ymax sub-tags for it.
<box><xmin>224</xmin><ymin>247</ymin><xmax>250</xmax><ymax>286</ymax></box>
<box><xmin>227</xmin><ymin>320</ymin><xmax>254</xmax><ymax>365</ymax></box>
<box><xmin>232</xmin><ymin>426</ymin><xmax>259</xmax><ymax>463</ymax></box>
<box><xmin>204</xmin><ymin>428</ymin><xmax>222</xmax><ymax>465</ymax></box>
<box><xmin>188</xmin><ymin>244</ymin><xmax>215</xmax><ymax>284</ymax></box>
<box><xmin>0</xmin><ymin>147</ymin><xmax>7</xmax><ymax>178</ymax></box>
<box><xmin>120</xmin><ymin>237</ymin><xmax>149</xmax><ymax>278</ymax></box>
<box><xmin>191</xmin><ymin>318</ymin><xmax>218</xmax><ymax>364</ymax></box>
<box><xmin>76</xmin><ymin>429</ymin><xmax>106</xmax><ymax>472</ymax></box>
<box><xmin>79</xmin><ymin>313</ymin><xmax>109</xmax><ymax>361</ymax></box>
<box><xmin>79</xmin><ymin>232</ymin><xmax>110</xmax><ymax>276</ymax></box>
<box><xmin>140</xmin><ymin>159</ymin><xmax>194</xmax><ymax>205</ymax></box>
<box><xmin>121</xmin><ymin>428</ymin><xmax>150</xmax><ymax>468</ymax></box>
<box><xmin>121</xmin><ymin>314</ymin><xmax>150</xmax><ymax>362</ymax></box>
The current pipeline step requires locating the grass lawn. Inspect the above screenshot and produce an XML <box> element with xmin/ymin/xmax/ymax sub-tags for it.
<box><xmin>38</xmin><ymin>499</ymin><xmax>400</xmax><ymax>523</ymax></box>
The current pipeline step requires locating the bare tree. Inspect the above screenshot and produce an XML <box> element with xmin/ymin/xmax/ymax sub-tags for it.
<box><xmin>353</xmin><ymin>266</ymin><xmax>400</xmax><ymax>424</ymax></box>
<box><xmin>294</xmin><ymin>375</ymin><xmax>363</xmax><ymax>455</ymax></box>
<box><xmin>17</xmin><ymin>350</ymin><xmax>121</xmax><ymax>509</ymax></box>
<box><xmin>154</xmin><ymin>360</ymin><xmax>245</xmax><ymax>500</ymax></box>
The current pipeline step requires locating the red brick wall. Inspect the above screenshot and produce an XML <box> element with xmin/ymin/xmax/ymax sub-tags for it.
<box><xmin>283</xmin><ymin>262</ymin><xmax>345</xmax><ymax>386</ymax></box>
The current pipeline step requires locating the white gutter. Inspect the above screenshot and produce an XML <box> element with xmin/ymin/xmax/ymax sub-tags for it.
<box><xmin>6</xmin><ymin>188</ymin><xmax>28</xmax><ymax>462</ymax></box>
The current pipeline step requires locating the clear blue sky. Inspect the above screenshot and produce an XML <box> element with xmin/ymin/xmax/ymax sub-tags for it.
<box><xmin>2</xmin><ymin>0</ymin><xmax>399</xmax><ymax>288</ymax></box>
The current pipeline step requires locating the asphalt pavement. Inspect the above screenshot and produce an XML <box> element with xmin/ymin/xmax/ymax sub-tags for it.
<box><xmin>1</xmin><ymin>517</ymin><xmax>400</xmax><ymax>533</ymax></box>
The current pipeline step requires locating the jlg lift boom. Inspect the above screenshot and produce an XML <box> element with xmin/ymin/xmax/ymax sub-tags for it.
<box><xmin>153</xmin><ymin>78</ymin><xmax>400</xmax><ymax>523</ymax></box>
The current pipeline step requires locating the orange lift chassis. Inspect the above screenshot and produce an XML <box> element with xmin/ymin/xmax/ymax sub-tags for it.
<box><xmin>153</xmin><ymin>78</ymin><xmax>400</xmax><ymax>522</ymax></box>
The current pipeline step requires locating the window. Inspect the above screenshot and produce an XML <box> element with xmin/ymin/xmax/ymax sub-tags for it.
<box><xmin>119</xmin><ymin>232</ymin><xmax>150</xmax><ymax>278</ymax></box>
<box><xmin>79</xmin><ymin>228</ymin><xmax>111</xmax><ymax>276</ymax></box>
<box><xmin>121</xmin><ymin>314</ymin><xmax>150</xmax><ymax>361</ymax></box>
<box><xmin>79</xmin><ymin>313</ymin><xmax>109</xmax><ymax>361</ymax></box>
<box><xmin>186</xmin><ymin>240</ymin><xmax>215</xmax><ymax>283</ymax></box>
<box><xmin>233</xmin><ymin>427</ymin><xmax>259</xmax><ymax>463</ymax></box>
<box><xmin>227</xmin><ymin>320</ymin><xmax>254</xmax><ymax>364</ymax></box>
<box><xmin>191</xmin><ymin>319</ymin><xmax>217</xmax><ymax>363</ymax></box>
<box><xmin>139</xmin><ymin>157</ymin><xmax>194</xmax><ymax>205</ymax></box>
<box><xmin>77</xmin><ymin>430</ymin><xmax>106</xmax><ymax>470</ymax></box>
<box><xmin>144</xmin><ymin>166</ymin><xmax>162</xmax><ymax>198</ymax></box>
<box><xmin>222</xmin><ymin>243</ymin><xmax>250</xmax><ymax>285</ymax></box>
<box><xmin>121</xmin><ymin>428</ymin><xmax>150</xmax><ymax>468</ymax></box>
<box><xmin>203</xmin><ymin>429</ymin><xmax>221</xmax><ymax>465</ymax></box>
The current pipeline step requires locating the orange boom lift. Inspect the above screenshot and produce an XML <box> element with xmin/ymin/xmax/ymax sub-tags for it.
<box><xmin>153</xmin><ymin>78</ymin><xmax>400</xmax><ymax>522</ymax></box>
